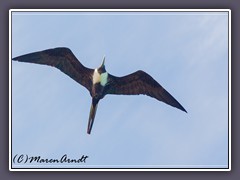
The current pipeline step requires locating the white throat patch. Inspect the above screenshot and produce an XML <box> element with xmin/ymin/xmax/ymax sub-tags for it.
<box><xmin>100</xmin><ymin>72</ymin><xmax>108</xmax><ymax>86</ymax></box>
<box><xmin>93</xmin><ymin>69</ymin><xmax>100</xmax><ymax>84</ymax></box>
<box><xmin>93</xmin><ymin>69</ymin><xmax>108</xmax><ymax>86</ymax></box>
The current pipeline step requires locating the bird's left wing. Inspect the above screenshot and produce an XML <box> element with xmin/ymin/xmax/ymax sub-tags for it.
<box><xmin>107</xmin><ymin>70</ymin><xmax>187</xmax><ymax>113</ymax></box>
<box><xmin>12</xmin><ymin>47</ymin><xmax>94</xmax><ymax>91</ymax></box>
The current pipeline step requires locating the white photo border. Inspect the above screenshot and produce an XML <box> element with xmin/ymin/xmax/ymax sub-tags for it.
<box><xmin>9</xmin><ymin>9</ymin><xmax>231</xmax><ymax>171</ymax></box>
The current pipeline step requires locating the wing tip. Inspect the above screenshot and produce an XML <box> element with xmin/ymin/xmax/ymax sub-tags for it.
<box><xmin>182</xmin><ymin>108</ymin><xmax>188</xmax><ymax>113</ymax></box>
<box><xmin>12</xmin><ymin>57</ymin><xmax>18</xmax><ymax>61</ymax></box>
<box><xmin>12</xmin><ymin>54</ymin><xmax>31</xmax><ymax>62</ymax></box>
<box><xmin>178</xmin><ymin>105</ymin><xmax>187</xmax><ymax>113</ymax></box>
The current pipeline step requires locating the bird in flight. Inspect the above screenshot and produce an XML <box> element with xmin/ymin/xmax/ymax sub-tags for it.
<box><xmin>12</xmin><ymin>47</ymin><xmax>187</xmax><ymax>134</ymax></box>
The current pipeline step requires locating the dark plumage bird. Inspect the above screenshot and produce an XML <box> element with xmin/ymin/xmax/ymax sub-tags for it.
<box><xmin>12</xmin><ymin>47</ymin><xmax>187</xmax><ymax>134</ymax></box>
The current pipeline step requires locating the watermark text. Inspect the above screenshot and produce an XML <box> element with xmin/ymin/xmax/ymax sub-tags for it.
<box><xmin>13</xmin><ymin>154</ymin><xmax>89</xmax><ymax>164</ymax></box>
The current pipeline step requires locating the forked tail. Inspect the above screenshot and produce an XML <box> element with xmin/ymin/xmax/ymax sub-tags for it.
<box><xmin>87</xmin><ymin>100</ymin><xmax>98</xmax><ymax>134</ymax></box>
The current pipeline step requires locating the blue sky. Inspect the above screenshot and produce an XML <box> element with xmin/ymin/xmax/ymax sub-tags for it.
<box><xmin>11</xmin><ymin>11</ymin><xmax>229</xmax><ymax>169</ymax></box>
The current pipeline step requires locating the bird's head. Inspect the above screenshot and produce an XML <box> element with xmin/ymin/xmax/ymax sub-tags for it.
<box><xmin>93</xmin><ymin>56</ymin><xmax>108</xmax><ymax>88</ymax></box>
<box><xmin>97</xmin><ymin>56</ymin><xmax>106</xmax><ymax>73</ymax></box>
<box><xmin>97</xmin><ymin>56</ymin><xmax>108</xmax><ymax>87</ymax></box>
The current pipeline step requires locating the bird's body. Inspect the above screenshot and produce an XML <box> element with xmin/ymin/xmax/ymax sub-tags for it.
<box><xmin>12</xmin><ymin>47</ymin><xmax>187</xmax><ymax>134</ymax></box>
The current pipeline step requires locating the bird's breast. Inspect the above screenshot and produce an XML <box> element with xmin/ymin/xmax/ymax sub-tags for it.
<box><xmin>100</xmin><ymin>72</ymin><xmax>108</xmax><ymax>86</ymax></box>
<box><xmin>93</xmin><ymin>69</ymin><xmax>101</xmax><ymax>84</ymax></box>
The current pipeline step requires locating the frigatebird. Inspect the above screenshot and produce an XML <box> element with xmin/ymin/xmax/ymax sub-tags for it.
<box><xmin>12</xmin><ymin>47</ymin><xmax>187</xmax><ymax>134</ymax></box>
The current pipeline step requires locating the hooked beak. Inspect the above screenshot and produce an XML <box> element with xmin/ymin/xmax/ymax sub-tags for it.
<box><xmin>87</xmin><ymin>99</ymin><xmax>99</xmax><ymax>134</ymax></box>
<box><xmin>100</xmin><ymin>56</ymin><xmax>105</xmax><ymax>68</ymax></box>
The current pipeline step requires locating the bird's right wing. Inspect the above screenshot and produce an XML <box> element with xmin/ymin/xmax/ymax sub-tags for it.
<box><xmin>12</xmin><ymin>47</ymin><xmax>94</xmax><ymax>91</ymax></box>
<box><xmin>107</xmin><ymin>70</ymin><xmax>187</xmax><ymax>112</ymax></box>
